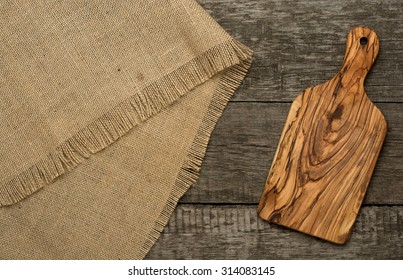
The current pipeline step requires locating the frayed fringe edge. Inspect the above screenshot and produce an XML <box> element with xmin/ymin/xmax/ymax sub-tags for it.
<box><xmin>139</xmin><ymin>42</ymin><xmax>253</xmax><ymax>258</ymax></box>
<box><xmin>0</xmin><ymin>39</ymin><xmax>252</xmax><ymax>207</ymax></box>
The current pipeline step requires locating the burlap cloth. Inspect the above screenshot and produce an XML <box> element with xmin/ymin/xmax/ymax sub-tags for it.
<box><xmin>0</xmin><ymin>0</ymin><xmax>252</xmax><ymax>259</ymax></box>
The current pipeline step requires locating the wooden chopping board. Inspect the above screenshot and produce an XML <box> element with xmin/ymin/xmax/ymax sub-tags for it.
<box><xmin>257</xmin><ymin>27</ymin><xmax>387</xmax><ymax>244</ymax></box>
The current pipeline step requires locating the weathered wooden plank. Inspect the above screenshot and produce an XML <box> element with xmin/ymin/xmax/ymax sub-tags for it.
<box><xmin>180</xmin><ymin>102</ymin><xmax>403</xmax><ymax>204</ymax></box>
<box><xmin>199</xmin><ymin>0</ymin><xmax>403</xmax><ymax>102</ymax></box>
<box><xmin>149</xmin><ymin>0</ymin><xmax>403</xmax><ymax>260</ymax></box>
<box><xmin>146</xmin><ymin>205</ymin><xmax>403</xmax><ymax>259</ymax></box>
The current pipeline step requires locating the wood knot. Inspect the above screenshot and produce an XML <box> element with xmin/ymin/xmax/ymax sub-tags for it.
<box><xmin>330</xmin><ymin>105</ymin><xmax>344</xmax><ymax>121</ymax></box>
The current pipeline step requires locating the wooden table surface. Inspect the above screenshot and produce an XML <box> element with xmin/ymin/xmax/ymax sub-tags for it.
<box><xmin>146</xmin><ymin>0</ymin><xmax>403</xmax><ymax>259</ymax></box>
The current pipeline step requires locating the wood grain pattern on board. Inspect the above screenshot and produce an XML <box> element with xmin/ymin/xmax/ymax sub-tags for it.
<box><xmin>257</xmin><ymin>27</ymin><xmax>387</xmax><ymax>244</ymax></box>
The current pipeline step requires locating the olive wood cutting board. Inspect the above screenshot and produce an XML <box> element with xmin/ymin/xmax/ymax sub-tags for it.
<box><xmin>257</xmin><ymin>27</ymin><xmax>387</xmax><ymax>244</ymax></box>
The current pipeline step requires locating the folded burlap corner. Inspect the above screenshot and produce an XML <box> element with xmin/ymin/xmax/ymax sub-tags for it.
<box><xmin>0</xmin><ymin>0</ymin><xmax>252</xmax><ymax>259</ymax></box>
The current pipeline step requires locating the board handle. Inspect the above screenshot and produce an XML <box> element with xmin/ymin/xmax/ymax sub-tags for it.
<box><xmin>339</xmin><ymin>27</ymin><xmax>379</xmax><ymax>82</ymax></box>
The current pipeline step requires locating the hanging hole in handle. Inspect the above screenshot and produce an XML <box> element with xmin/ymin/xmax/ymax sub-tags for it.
<box><xmin>360</xmin><ymin>37</ymin><xmax>368</xmax><ymax>45</ymax></box>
